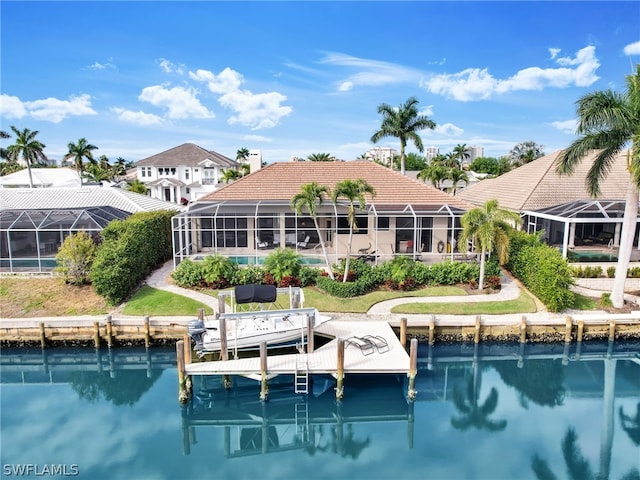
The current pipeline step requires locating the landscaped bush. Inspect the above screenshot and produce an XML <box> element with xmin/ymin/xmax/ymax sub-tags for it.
<box><xmin>298</xmin><ymin>266</ymin><xmax>320</xmax><ymax>287</ymax></box>
<box><xmin>607</xmin><ymin>266</ymin><xmax>616</xmax><ymax>278</ymax></box>
<box><xmin>232</xmin><ymin>265</ymin><xmax>265</xmax><ymax>285</ymax></box>
<box><xmin>201</xmin><ymin>254</ymin><xmax>238</xmax><ymax>288</ymax></box>
<box><xmin>571</xmin><ymin>265</ymin><xmax>603</xmax><ymax>278</ymax></box>
<box><xmin>263</xmin><ymin>248</ymin><xmax>302</xmax><ymax>284</ymax></box>
<box><xmin>55</xmin><ymin>231</ymin><xmax>97</xmax><ymax>285</ymax></box>
<box><xmin>627</xmin><ymin>266</ymin><xmax>640</xmax><ymax>278</ymax></box>
<box><xmin>506</xmin><ymin>230</ymin><xmax>574</xmax><ymax>312</ymax></box>
<box><xmin>171</xmin><ymin>259</ymin><xmax>203</xmax><ymax>287</ymax></box>
<box><xmin>91</xmin><ymin>210</ymin><xmax>175</xmax><ymax>305</ymax></box>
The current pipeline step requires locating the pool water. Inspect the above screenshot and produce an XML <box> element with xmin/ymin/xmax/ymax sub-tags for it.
<box><xmin>196</xmin><ymin>255</ymin><xmax>323</xmax><ymax>265</ymax></box>
<box><xmin>568</xmin><ymin>250</ymin><xmax>618</xmax><ymax>262</ymax></box>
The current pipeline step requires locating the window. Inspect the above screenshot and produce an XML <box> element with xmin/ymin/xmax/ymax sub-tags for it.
<box><xmin>376</xmin><ymin>216</ymin><xmax>390</xmax><ymax>231</ymax></box>
<box><xmin>185</xmin><ymin>169</ymin><xmax>190</xmax><ymax>181</ymax></box>
<box><xmin>337</xmin><ymin>215</ymin><xmax>368</xmax><ymax>234</ymax></box>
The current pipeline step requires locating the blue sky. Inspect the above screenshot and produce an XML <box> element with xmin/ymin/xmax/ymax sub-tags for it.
<box><xmin>1</xmin><ymin>1</ymin><xmax>639</xmax><ymax>164</ymax></box>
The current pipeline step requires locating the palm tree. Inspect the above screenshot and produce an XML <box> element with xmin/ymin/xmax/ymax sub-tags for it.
<box><xmin>417</xmin><ymin>163</ymin><xmax>447</xmax><ymax>189</ymax></box>
<box><xmin>221</xmin><ymin>169</ymin><xmax>241</xmax><ymax>183</ymax></box>
<box><xmin>236</xmin><ymin>147</ymin><xmax>250</xmax><ymax>164</ymax></box>
<box><xmin>458</xmin><ymin>199</ymin><xmax>522</xmax><ymax>291</ymax></box>
<box><xmin>447</xmin><ymin>168</ymin><xmax>469</xmax><ymax>195</ymax></box>
<box><xmin>63</xmin><ymin>138</ymin><xmax>98</xmax><ymax>185</ymax></box>
<box><xmin>127</xmin><ymin>178</ymin><xmax>148</xmax><ymax>195</ymax></box>
<box><xmin>113</xmin><ymin>157</ymin><xmax>128</xmax><ymax>178</ymax></box>
<box><xmin>291</xmin><ymin>182</ymin><xmax>335</xmax><ymax>280</ymax></box>
<box><xmin>6</xmin><ymin>126</ymin><xmax>48</xmax><ymax>188</ymax></box>
<box><xmin>371</xmin><ymin>96</ymin><xmax>436</xmax><ymax>176</ymax></box>
<box><xmin>556</xmin><ymin>65</ymin><xmax>640</xmax><ymax>309</ymax></box>
<box><xmin>331</xmin><ymin>179</ymin><xmax>376</xmax><ymax>282</ymax></box>
<box><xmin>307</xmin><ymin>153</ymin><xmax>334</xmax><ymax>162</ymax></box>
<box><xmin>0</xmin><ymin>129</ymin><xmax>10</xmax><ymax>161</ymax></box>
<box><xmin>452</xmin><ymin>144</ymin><xmax>470</xmax><ymax>169</ymax></box>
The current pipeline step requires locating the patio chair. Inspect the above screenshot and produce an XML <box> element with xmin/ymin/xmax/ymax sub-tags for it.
<box><xmin>345</xmin><ymin>336</ymin><xmax>374</xmax><ymax>356</ymax></box>
<box><xmin>362</xmin><ymin>335</ymin><xmax>389</xmax><ymax>353</ymax></box>
<box><xmin>297</xmin><ymin>235</ymin><xmax>311</xmax><ymax>249</ymax></box>
<box><xmin>256</xmin><ymin>237</ymin><xmax>269</xmax><ymax>249</ymax></box>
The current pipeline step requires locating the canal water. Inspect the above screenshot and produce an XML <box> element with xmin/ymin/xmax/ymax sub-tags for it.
<box><xmin>1</xmin><ymin>341</ymin><xmax>639</xmax><ymax>480</ymax></box>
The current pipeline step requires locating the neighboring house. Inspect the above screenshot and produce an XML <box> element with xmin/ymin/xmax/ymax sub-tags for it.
<box><xmin>0</xmin><ymin>187</ymin><xmax>182</xmax><ymax>273</ymax></box>
<box><xmin>0</xmin><ymin>167</ymin><xmax>81</xmax><ymax>188</ymax></box>
<box><xmin>459</xmin><ymin>149</ymin><xmax>640</xmax><ymax>259</ymax></box>
<box><xmin>135</xmin><ymin>143</ymin><xmax>237</xmax><ymax>204</ymax></box>
<box><xmin>171</xmin><ymin>161</ymin><xmax>473</xmax><ymax>267</ymax></box>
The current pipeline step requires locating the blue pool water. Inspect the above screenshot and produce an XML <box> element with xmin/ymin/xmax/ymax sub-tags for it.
<box><xmin>1</xmin><ymin>341</ymin><xmax>638</xmax><ymax>479</ymax></box>
<box><xmin>196</xmin><ymin>255</ymin><xmax>324</xmax><ymax>265</ymax></box>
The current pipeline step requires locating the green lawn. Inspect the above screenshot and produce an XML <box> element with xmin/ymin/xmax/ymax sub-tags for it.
<box><xmin>122</xmin><ymin>286</ymin><xmax>214</xmax><ymax>316</ymax></box>
<box><xmin>390</xmin><ymin>290</ymin><xmax>537</xmax><ymax>315</ymax></box>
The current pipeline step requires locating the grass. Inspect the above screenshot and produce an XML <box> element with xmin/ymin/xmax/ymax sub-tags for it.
<box><xmin>391</xmin><ymin>290</ymin><xmax>537</xmax><ymax>315</ymax></box>
<box><xmin>122</xmin><ymin>286</ymin><xmax>214</xmax><ymax>316</ymax></box>
<box><xmin>572</xmin><ymin>293</ymin><xmax>600</xmax><ymax>310</ymax></box>
<box><xmin>302</xmin><ymin>285</ymin><xmax>468</xmax><ymax>313</ymax></box>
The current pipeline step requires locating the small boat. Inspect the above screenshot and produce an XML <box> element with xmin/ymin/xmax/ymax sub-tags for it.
<box><xmin>188</xmin><ymin>284</ymin><xmax>329</xmax><ymax>355</ymax></box>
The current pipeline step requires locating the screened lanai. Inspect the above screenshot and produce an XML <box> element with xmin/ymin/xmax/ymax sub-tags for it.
<box><xmin>0</xmin><ymin>207</ymin><xmax>130</xmax><ymax>273</ymax></box>
<box><xmin>523</xmin><ymin>199</ymin><xmax>640</xmax><ymax>259</ymax></box>
<box><xmin>171</xmin><ymin>199</ymin><xmax>469</xmax><ymax>268</ymax></box>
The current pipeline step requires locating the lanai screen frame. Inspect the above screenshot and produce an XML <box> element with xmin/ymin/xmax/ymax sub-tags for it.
<box><xmin>0</xmin><ymin>206</ymin><xmax>130</xmax><ymax>273</ymax></box>
<box><xmin>171</xmin><ymin>200</ymin><xmax>467</xmax><ymax>267</ymax></box>
<box><xmin>523</xmin><ymin>199</ymin><xmax>640</xmax><ymax>258</ymax></box>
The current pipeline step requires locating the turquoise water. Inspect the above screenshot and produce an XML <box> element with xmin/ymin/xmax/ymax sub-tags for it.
<box><xmin>1</xmin><ymin>342</ymin><xmax>639</xmax><ymax>479</ymax></box>
<box><xmin>196</xmin><ymin>255</ymin><xmax>324</xmax><ymax>265</ymax></box>
<box><xmin>568</xmin><ymin>250</ymin><xmax>618</xmax><ymax>262</ymax></box>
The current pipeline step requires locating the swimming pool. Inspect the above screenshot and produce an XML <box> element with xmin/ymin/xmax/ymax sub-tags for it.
<box><xmin>568</xmin><ymin>250</ymin><xmax>618</xmax><ymax>262</ymax></box>
<box><xmin>195</xmin><ymin>255</ymin><xmax>324</xmax><ymax>265</ymax></box>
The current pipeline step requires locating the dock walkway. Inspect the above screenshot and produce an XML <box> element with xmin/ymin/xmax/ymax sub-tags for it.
<box><xmin>185</xmin><ymin>320</ymin><xmax>409</xmax><ymax>377</ymax></box>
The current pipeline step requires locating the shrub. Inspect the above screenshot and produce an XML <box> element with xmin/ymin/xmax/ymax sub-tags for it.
<box><xmin>201</xmin><ymin>255</ymin><xmax>238</xmax><ymax>288</ymax></box>
<box><xmin>599</xmin><ymin>292</ymin><xmax>613</xmax><ymax>309</ymax></box>
<box><xmin>263</xmin><ymin>248</ymin><xmax>302</xmax><ymax>284</ymax></box>
<box><xmin>628</xmin><ymin>266</ymin><xmax>640</xmax><ymax>278</ymax></box>
<box><xmin>298</xmin><ymin>266</ymin><xmax>321</xmax><ymax>287</ymax></box>
<box><xmin>279</xmin><ymin>275</ymin><xmax>301</xmax><ymax>287</ymax></box>
<box><xmin>607</xmin><ymin>266</ymin><xmax>616</xmax><ymax>278</ymax></box>
<box><xmin>233</xmin><ymin>265</ymin><xmax>265</xmax><ymax>285</ymax></box>
<box><xmin>571</xmin><ymin>266</ymin><xmax>603</xmax><ymax>278</ymax></box>
<box><xmin>171</xmin><ymin>259</ymin><xmax>203</xmax><ymax>288</ymax></box>
<box><xmin>486</xmin><ymin>275</ymin><xmax>501</xmax><ymax>290</ymax></box>
<box><xmin>55</xmin><ymin>231</ymin><xmax>97</xmax><ymax>285</ymax></box>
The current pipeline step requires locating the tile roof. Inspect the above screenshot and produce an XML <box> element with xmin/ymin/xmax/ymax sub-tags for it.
<box><xmin>0</xmin><ymin>187</ymin><xmax>184</xmax><ymax>213</ymax></box>
<box><xmin>134</xmin><ymin>143</ymin><xmax>237</xmax><ymax>168</ymax></box>
<box><xmin>0</xmin><ymin>167</ymin><xmax>81</xmax><ymax>188</ymax></box>
<box><xmin>198</xmin><ymin>160</ymin><xmax>474</xmax><ymax>210</ymax></box>
<box><xmin>459</xmin><ymin>150</ymin><xmax>632</xmax><ymax>211</ymax></box>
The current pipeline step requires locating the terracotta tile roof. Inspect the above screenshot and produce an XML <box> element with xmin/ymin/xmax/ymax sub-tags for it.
<box><xmin>199</xmin><ymin>161</ymin><xmax>474</xmax><ymax>210</ymax></box>
<box><xmin>459</xmin><ymin>150</ymin><xmax>632</xmax><ymax>211</ymax></box>
<box><xmin>134</xmin><ymin>143</ymin><xmax>236</xmax><ymax>168</ymax></box>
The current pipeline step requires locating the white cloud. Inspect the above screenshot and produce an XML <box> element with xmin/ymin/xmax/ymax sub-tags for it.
<box><xmin>86</xmin><ymin>60</ymin><xmax>115</xmax><ymax>71</ymax></box>
<box><xmin>157</xmin><ymin>58</ymin><xmax>185</xmax><ymax>75</ymax></box>
<box><xmin>219</xmin><ymin>90</ymin><xmax>293</xmax><ymax>130</ymax></box>
<box><xmin>0</xmin><ymin>94</ymin><xmax>27</xmax><ymax>119</ymax></box>
<box><xmin>138</xmin><ymin>85</ymin><xmax>214</xmax><ymax>119</ymax></box>
<box><xmin>548</xmin><ymin>48</ymin><xmax>561</xmax><ymax>59</ymax></box>
<box><xmin>422</xmin><ymin>45</ymin><xmax>600</xmax><ymax>101</ymax></box>
<box><xmin>624</xmin><ymin>40</ymin><xmax>640</xmax><ymax>55</ymax></box>
<box><xmin>190</xmin><ymin>67</ymin><xmax>292</xmax><ymax>129</ymax></box>
<box><xmin>320</xmin><ymin>52</ymin><xmax>422</xmax><ymax>91</ymax></box>
<box><xmin>419</xmin><ymin>105</ymin><xmax>434</xmax><ymax>117</ymax></box>
<box><xmin>25</xmin><ymin>94</ymin><xmax>97</xmax><ymax>123</ymax></box>
<box><xmin>432</xmin><ymin>123</ymin><xmax>464</xmax><ymax>136</ymax></box>
<box><xmin>189</xmin><ymin>67</ymin><xmax>243</xmax><ymax>94</ymax></box>
<box><xmin>551</xmin><ymin>119</ymin><xmax>577</xmax><ymax>134</ymax></box>
<box><xmin>243</xmin><ymin>134</ymin><xmax>272</xmax><ymax>142</ymax></box>
<box><xmin>111</xmin><ymin>107</ymin><xmax>164</xmax><ymax>126</ymax></box>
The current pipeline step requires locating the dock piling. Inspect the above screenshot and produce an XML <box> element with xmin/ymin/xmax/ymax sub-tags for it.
<box><xmin>176</xmin><ymin>340</ymin><xmax>189</xmax><ymax>403</ymax></box>
<box><xmin>400</xmin><ymin>318</ymin><xmax>407</xmax><ymax>348</ymax></box>
<box><xmin>219</xmin><ymin>317</ymin><xmax>228</xmax><ymax>361</ymax></box>
<box><xmin>260</xmin><ymin>342</ymin><xmax>269</xmax><ymax>401</ymax></box>
<box><xmin>336</xmin><ymin>338</ymin><xmax>345</xmax><ymax>400</ymax></box>
<box><xmin>144</xmin><ymin>316</ymin><xmax>151</xmax><ymax>348</ymax></box>
<box><xmin>306</xmin><ymin>313</ymin><xmax>315</xmax><ymax>353</ymax></box>
<box><xmin>474</xmin><ymin>316</ymin><xmax>481</xmax><ymax>344</ymax></box>
<box><xmin>428</xmin><ymin>316</ymin><xmax>435</xmax><ymax>346</ymax></box>
<box><xmin>608</xmin><ymin>320</ymin><xmax>616</xmax><ymax>342</ymax></box>
<box><xmin>407</xmin><ymin>338</ymin><xmax>418</xmax><ymax>400</ymax></box>
<box><xmin>106</xmin><ymin>315</ymin><xmax>113</xmax><ymax>348</ymax></box>
<box><xmin>39</xmin><ymin>322</ymin><xmax>46</xmax><ymax>348</ymax></box>
<box><xmin>564</xmin><ymin>316</ymin><xmax>573</xmax><ymax>343</ymax></box>
<box><xmin>577</xmin><ymin>320</ymin><xmax>585</xmax><ymax>343</ymax></box>
<box><xmin>519</xmin><ymin>316</ymin><xmax>527</xmax><ymax>344</ymax></box>
<box><xmin>93</xmin><ymin>321</ymin><xmax>100</xmax><ymax>348</ymax></box>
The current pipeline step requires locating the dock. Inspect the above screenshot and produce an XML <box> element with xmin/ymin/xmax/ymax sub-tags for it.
<box><xmin>185</xmin><ymin>320</ymin><xmax>410</xmax><ymax>377</ymax></box>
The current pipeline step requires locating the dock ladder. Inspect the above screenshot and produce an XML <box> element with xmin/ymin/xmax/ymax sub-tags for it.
<box><xmin>294</xmin><ymin>354</ymin><xmax>309</xmax><ymax>394</ymax></box>
<box><xmin>295</xmin><ymin>402</ymin><xmax>310</xmax><ymax>443</ymax></box>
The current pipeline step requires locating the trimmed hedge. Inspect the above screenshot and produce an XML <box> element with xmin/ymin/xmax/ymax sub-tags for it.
<box><xmin>91</xmin><ymin>210</ymin><xmax>176</xmax><ymax>305</ymax></box>
<box><xmin>506</xmin><ymin>231</ymin><xmax>574</xmax><ymax>312</ymax></box>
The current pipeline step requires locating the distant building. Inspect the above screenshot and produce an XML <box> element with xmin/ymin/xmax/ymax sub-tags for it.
<box><xmin>425</xmin><ymin>146</ymin><xmax>439</xmax><ymax>162</ymax></box>
<box><xmin>365</xmin><ymin>146</ymin><xmax>397</xmax><ymax>167</ymax></box>
<box><xmin>468</xmin><ymin>146</ymin><xmax>484</xmax><ymax>163</ymax></box>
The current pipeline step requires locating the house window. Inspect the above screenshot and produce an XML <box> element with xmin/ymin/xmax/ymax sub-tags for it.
<box><xmin>337</xmin><ymin>216</ymin><xmax>368</xmax><ymax>234</ymax></box>
<box><xmin>185</xmin><ymin>170</ymin><xmax>190</xmax><ymax>180</ymax></box>
<box><xmin>376</xmin><ymin>217</ymin><xmax>390</xmax><ymax>231</ymax></box>
<box><xmin>186</xmin><ymin>187</ymin><xmax>190</xmax><ymax>194</ymax></box>
<box><xmin>214</xmin><ymin>216</ymin><xmax>248</xmax><ymax>248</ymax></box>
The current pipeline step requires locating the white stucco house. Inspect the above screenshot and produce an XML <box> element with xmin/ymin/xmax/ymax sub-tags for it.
<box><xmin>134</xmin><ymin>143</ymin><xmax>238</xmax><ymax>204</ymax></box>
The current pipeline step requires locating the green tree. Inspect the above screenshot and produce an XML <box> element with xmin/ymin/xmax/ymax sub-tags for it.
<box><xmin>331</xmin><ymin>179</ymin><xmax>376</xmax><ymax>283</ymax></box>
<box><xmin>556</xmin><ymin>65</ymin><xmax>640</xmax><ymax>309</ymax></box>
<box><xmin>236</xmin><ymin>147</ymin><xmax>250</xmax><ymax>163</ymax></box>
<box><xmin>391</xmin><ymin>152</ymin><xmax>427</xmax><ymax>171</ymax></box>
<box><xmin>509</xmin><ymin>140</ymin><xmax>545</xmax><ymax>166</ymax></box>
<box><xmin>468</xmin><ymin>156</ymin><xmax>512</xmax><ymax>176</ymax></box>
<box><xmin>0</xmin><ymin>129</ymin><xmax>9</xmax><ymax>161</ymax></box>
<box><xmin>417</xmin><ymin>163</ymin><xmax>447</xmax><ymax>189</ymax></box>
<box><xmin>63</xmin><ymin>137</ymin><xmax>98</xmax><ymax>185</ymax></box>
<box><xmin>291</xmin><ymin>182</ymin><xmax>335</xmax><ymax>279</ymax></box>
<box><xmin>6</xmin><ymin>126</ymin><xmax>48</xmax><ymax>188</ymax></box>
<box><xmin>451</xmin><ymin>143</ymin><xmax>470</xmax><ymax>169</ymax></box>
<box><xmin>307</xmin><ymin>152</ymin><xmax>334</xmax><ymax>162</ymax></box>
<box><xmin>263</xmin><ymin>248</ymin><xmax>302</xmax><ymax>285</ymax></box>
<box><xmin>371</xmin><ymin>96</ymin><xmax>436</xmax><ymax>176</ymax></box>
<box><xmin>458</xmin><ymin>199</ymin><xmax>522</xmax><ymax>290</ymax></box>
<box><xmin>113</xmin><ymin>157</ymin><xmax>128</xmax><ymax>177</ymax></box>
<box><xmin>221</xmin><ymin>168</ymin><xmax>241</xmax><ymax>183</ymax></box>
<box><xmin>55</xmin><ymin>231</ymin><xmax>97</xmax><ymax>285</ymax></box>
<box><xmin>447</xmin><ymin>168</ymin><xmax>469</xmax><ymax>195</ymax></box>
<box><xmin>127</xmin><ymin>178</ymin><xmax>148</xmax><ymax>194</ymax></box>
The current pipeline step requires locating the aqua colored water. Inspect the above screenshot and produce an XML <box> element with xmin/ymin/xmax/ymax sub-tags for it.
<box><xmin>1</xmin><ymin>342</ymin><xmax>639</xmax><ymax>480</ymax></box>
<box><xmin>195</xmin><ymin>255</ymin><xmax>323</xmax><ymax>265</ymax></box>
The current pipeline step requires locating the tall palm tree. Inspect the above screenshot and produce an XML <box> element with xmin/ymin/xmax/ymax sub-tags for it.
<box><xmin>371</xmin><ymin>96</ymin><xmax>436</xmax><ymax>176</ymax></box>
<box><xmin>0</xmin><ymin>129</ymin><xmax>10</xmax><ymax>161</ymax></box>
<box><xmin>447</xmin><ymin>168</ymin><xmax>469</xmax><ymax>195</ymax></box>
<box><xmin>236</xmin><ymin>147</ymin><xmax>250</xmax><ymax>164</ymax></box>
<box><xmin>127</xmin><ymin>178</ymin><xmax>148</xmax><ymax>195</ymax></box>
<box><xmin>6</xmin><ymin>126</ymin><xmax>48</xmax><ymax>188</ymax></box>
<box><xmin>458</xmin><ymin>199</ymin><xmax>522</xmax><ymax>290</ymax></box>
<box><xmin>331</xmin><ymin>179</ymin><xmax>376</xmax><ymax>282</ymax></box>
<box><xmin>113</xmin><ymin>157</ymin><xmax>128</xmax><ymax>178</ymax></box>
<box><xmin>452</xmin><ymin>143</ymin><xmax>470</xmax><ymax>169</ymax></box>
<box><xmin>63</xmin><ymin>138</ymin><xmax>98</xmax><ymax>185</ymax></box>
<box><xmin>291</xmin><ymin>182</ymin><xmax>335</xmax><ymax>280</ymax></box>
<box><xmin>556</xmin><ymin>65</ymin><xmax>640</xmax><ymax>309</ymax></box>
<box><xmin>417</xmin><ymin>163</ymin><xmax>447</xmax><ymax>189</ymax></box>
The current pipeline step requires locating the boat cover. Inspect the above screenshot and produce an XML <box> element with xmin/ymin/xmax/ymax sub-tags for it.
<box><xmin>235</xmin><ymin>284</ymin><xmax>277</xmax><ymax>304</ymax></box>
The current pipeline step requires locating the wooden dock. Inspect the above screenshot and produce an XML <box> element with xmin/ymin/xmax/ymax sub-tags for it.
<box><xmin>184</xmin><ymin>320</ymin><xmax>410</xmax><ymax>378</ymax></box>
